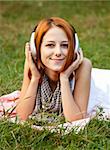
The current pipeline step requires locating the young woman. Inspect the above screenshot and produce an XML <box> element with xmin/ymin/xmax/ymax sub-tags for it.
<box><xmin>16</xmin><ymin>17</ymin><xmax>92</xmax><ymax>122</ymax></box>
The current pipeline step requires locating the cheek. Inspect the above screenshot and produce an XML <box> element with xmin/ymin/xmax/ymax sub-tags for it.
<box><xmin>40</xmin><ymin>48</ymin><xmax>51</xmax><ymax>64</ymax></box>
<box><xmin>40</xmin><ymin>46</ymin><xmax>46</xmax><ymax>61</ymax></box>
<box><xmin>40</xmin><ymin>52</ymin><xmax>46</xmax><ymax>64</ymax></box>
<box><xmin>62</xmin><ymin>49</ymin><xmax>68</xmax><ymax>57</ymax></box>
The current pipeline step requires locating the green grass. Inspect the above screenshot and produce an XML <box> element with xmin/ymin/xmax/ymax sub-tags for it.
<box><xmin>0</xmin><ymin>116</ymin><xmax>110</xmax><ymax>150</ymax></box>
<box><xmin>0</xmin><ymin>1</ymin><xmax>110</xmax><ymax>149</ymax></box>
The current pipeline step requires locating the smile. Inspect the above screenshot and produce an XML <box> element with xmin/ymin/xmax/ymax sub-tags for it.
<box><xmin>50</xmin><ymin>59</ymin><xmax>65</xmax><ymax>65</ymax></box>
<box><xmin>50</xmin><ymin>58</ymin><xmax>65</xmax><ymax>63</ymax></box>
<box><xmin>50</xmin><ymin>58</ymin><xmax>65</xmax><ymax>61</ymax></box>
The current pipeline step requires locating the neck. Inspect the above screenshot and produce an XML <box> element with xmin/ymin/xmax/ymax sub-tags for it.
<box><xmin>45</xmin><ymin>68</ymin><xmax>59</xmax><ymax>81</ymax></box>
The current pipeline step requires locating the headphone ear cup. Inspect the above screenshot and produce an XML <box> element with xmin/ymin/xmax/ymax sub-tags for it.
<box><xmin>74</xmin><ymin>33</ymin><xmax>80</xmax><ymax>52</ymax></box>
<box><xmin>30</xmin><ymin>32</ymin><xmax>37</xmax><ymax>59</ymax></box>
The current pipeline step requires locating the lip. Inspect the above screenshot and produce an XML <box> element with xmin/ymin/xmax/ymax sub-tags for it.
<box><xmin>50</xmin><ymin>58</ymin><xmax>65</xmax><ymax>61</ymax></box>
<box><xmin>50</xmin><ymin>58</ymin><xmax>65</xmax><ymax>64</ymax></box>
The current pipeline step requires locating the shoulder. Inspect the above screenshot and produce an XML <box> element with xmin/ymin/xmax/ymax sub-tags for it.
<box><xmin>75</xmin><ymin>57</ymin><xmax>92</xmax><ymax>80</ymax></box>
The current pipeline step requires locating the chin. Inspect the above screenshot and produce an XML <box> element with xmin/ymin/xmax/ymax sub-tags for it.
<box><xmin>45</xmin><ymin>64</ymin><xmax>65</xmax><ymax>73</ymax></box>
<box><xmin>46</xmin><ymin>66</ymin><xmax>60</xmax><ymax>72</ymax></box>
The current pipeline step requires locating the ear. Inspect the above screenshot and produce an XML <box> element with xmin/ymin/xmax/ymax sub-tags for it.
<box><xmin>30</xmin><ymin>32</ymin><xmax>37</xmax><ymax>59</ymax></box>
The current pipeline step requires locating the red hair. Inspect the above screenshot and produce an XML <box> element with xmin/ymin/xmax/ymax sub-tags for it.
<box><xmin>34</xmin><ymin>17</ymin><xmax>76</xmax><ymax>72</ymax></box>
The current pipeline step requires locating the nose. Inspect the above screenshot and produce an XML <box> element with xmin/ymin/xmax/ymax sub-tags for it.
<box><xmin>55</xmin><ymin>44</ymin><xmax>62</xmax><ymax>57</ymax></box>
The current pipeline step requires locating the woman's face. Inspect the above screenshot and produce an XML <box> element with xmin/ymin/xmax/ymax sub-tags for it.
<box><xmin>40</xmin><ymin>26</ymin><xmax>69</xmax><ymax>72</ymax></box>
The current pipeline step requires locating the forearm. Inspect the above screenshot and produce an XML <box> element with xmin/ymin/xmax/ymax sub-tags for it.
<box><xmin>60</xmin><ymin>78</ymin><xmax>82</xmax><ymax>122</ymax></box>
<box><xmin>20</xmin><ymin>60</ymin><xmax>30</xmax><ymax>99</ymax></box>
<box><xmin>16</xmin><ymin>78</ymin><xmax>39</xmax><ymax>120</ymax></box>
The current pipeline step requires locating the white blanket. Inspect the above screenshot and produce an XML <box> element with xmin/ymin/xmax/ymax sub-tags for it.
<box><xmin>87</xmin><ymin>68</ymin><xmax>110</xmax><ymax>116</ymax></box>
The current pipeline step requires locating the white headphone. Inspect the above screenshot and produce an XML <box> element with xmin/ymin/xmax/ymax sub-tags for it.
<box><xmin>30</xmin><ymin>31</ymin><xmax>80</xmax><ymax>59</ymax></box>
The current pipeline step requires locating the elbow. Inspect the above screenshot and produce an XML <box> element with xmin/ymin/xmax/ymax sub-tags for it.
<box><xmin>16</xmin><ymin>108</ymin><xmax>30</xmax><ymax>121</ymax></box>
<box><xmin>65</xmin><ymin>113</ymin><xmax>85</xmax><ymax>122</ymax></box>
<box><xmin>66</xmin><ymin>116</ymin><xmax>82</xmax><ymax>123</ymax></box>
<box><xmin>16</xmin><ymin>111</ymin><xmax>29</xmax><ymax>121</ymax></box>
<box><xmin>18</xmin><ymin>114</ymin><xmax>29</xmax><ymax>121</ymax></box>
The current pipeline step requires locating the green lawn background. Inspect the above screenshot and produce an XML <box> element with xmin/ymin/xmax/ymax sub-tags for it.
<box><xmin>0</xmin><ymin>1</ymin><xmax>110</xmax><ymax>150</ymax></box>
<box><xmin>0</xmin><ymin>1</ymin><xmax>110</xmax><ymax>95</ymax></box>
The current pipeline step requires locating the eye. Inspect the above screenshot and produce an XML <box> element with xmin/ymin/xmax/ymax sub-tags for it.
<box><xmin>46</xmin><ymin>44</ymin><xmax>55</xmax><ymax>48</ymax></box>
<box><xmin>61</xmin><ymin>44</ymin><xmax>68</xmax><ymax>48</ymax></box>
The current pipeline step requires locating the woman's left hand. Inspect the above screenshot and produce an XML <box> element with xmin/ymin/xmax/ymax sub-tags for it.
<box><xmin>60</xmin><ymin>48</ymin><xmax>83</xmax><ymax>80</ymax></box>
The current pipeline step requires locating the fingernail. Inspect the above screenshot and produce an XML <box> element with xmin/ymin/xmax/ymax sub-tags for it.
<box><xmin>26</xmin><ymin>42</ymin><xmax>29</xmax><ymax>45</ymax></box>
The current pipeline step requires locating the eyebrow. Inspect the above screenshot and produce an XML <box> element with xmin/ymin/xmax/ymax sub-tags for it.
<box><xmin>61</xmin><ymin>41</ymin><xmax>68</xmax><ymax>43</ymax></box>
<box><xmin>45</xmin><ymin>41</ymin><xmax>68</xmax><ymax>43</ymax></box>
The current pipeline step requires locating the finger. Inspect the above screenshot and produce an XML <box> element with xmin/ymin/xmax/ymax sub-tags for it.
<box><xmin>73</xmin><ymin>49</ymin><xmax>84</xmax><ymax>70</ymax></box>
<box><xmin>73</xmin><ymin>51</ymin><xmax>82</xmax><ymax>67</ymax></box>
<box><xmin>25</xmin><ymin>42</ymin><xmax>30</xmax><ymax>60</ymax></box>
<box><xmin>78</xmin><ymin>48</ymin><xmax>83</xmax><ymax>64</ymax></box>
<box><xmin>72</xmin><ymin>51</ymin><xmax>83</xmax><ymax>70</ymax></box>
<box><xmin>72</xmin><ymin>52</ymin><xmax>80</xmax><ymax>67</ymax></box>
<box><xmin>28</xmin><ymin>50</ymin><xmax>34</xmax><ymax>64</ymax></box>
<box><xmin>64</xmin><ymin>52</ymin><xmax>80</xmax><ymax>76</ymax></box>
<box><xmin>28</xmin><ymin>50</ymin><xmax>40</xmax><ymax>77</ymax></box>
<box><xmin>29</xmin><ymin>50</ymin><xmax>38</xmax><ymax>70</ymax></box>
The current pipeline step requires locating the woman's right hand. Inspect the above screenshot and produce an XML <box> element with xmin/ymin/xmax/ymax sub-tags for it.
<box><xmin>25</xmin><ymin>42</ymin><xmax>41</xmax><ymax>81</ymax></box>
